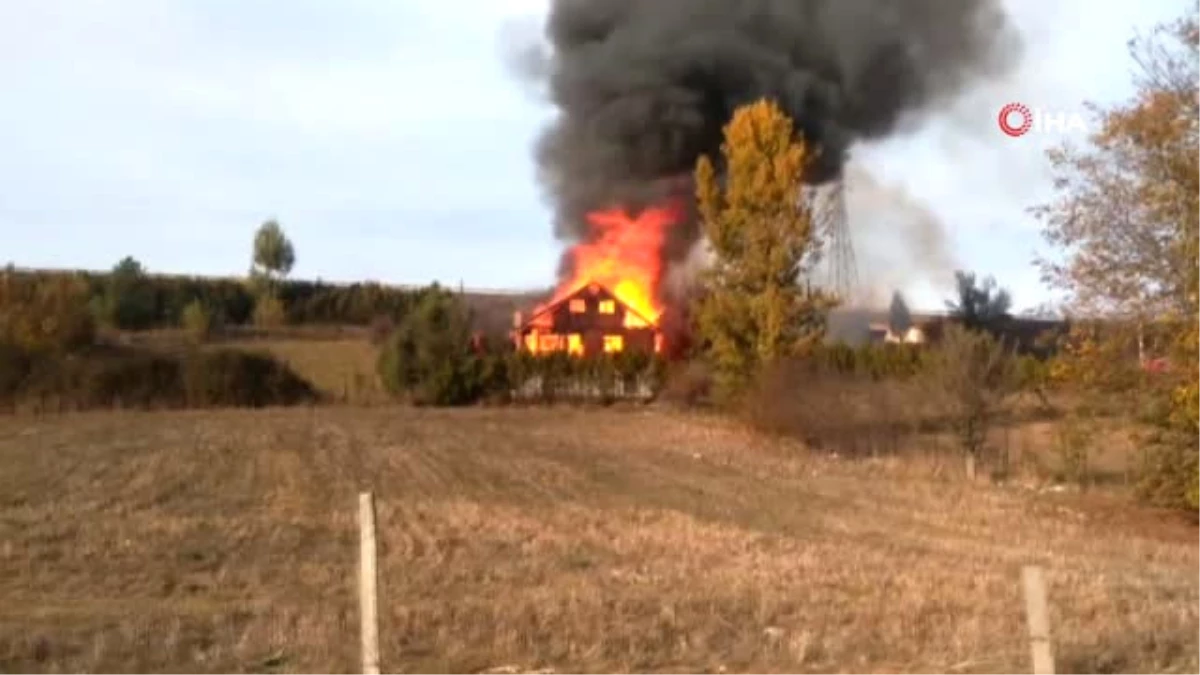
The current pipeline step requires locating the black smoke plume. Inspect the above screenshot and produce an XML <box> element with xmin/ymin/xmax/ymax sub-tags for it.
<box><xmin>523</xmin><ymin>0</ymin><xmax>1020</xmax><ymax>275</ymax></box>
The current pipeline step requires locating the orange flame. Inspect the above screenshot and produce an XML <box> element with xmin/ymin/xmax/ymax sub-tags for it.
<box><xmin>537</xmin><ymin>203</ymin><xmax>679</xmax><ymax>328</ymax></box>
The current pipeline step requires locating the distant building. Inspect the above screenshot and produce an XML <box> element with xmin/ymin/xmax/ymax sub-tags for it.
<box><xmin>867</xmin><ymin>322</ymin><xmax>930</xmax><ymax>345</ymax></box>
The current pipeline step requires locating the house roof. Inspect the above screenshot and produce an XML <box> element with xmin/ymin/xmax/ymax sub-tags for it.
<box><xmin>517</xmin><ymin>281</ymin><xmax>657</xmax><ymax>331</ymax></box>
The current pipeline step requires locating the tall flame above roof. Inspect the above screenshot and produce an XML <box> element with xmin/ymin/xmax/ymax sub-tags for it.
<box><xmin>533</xmin><ymin>202</ymin><xmax>681</xmax><ymax>328</ymax></box>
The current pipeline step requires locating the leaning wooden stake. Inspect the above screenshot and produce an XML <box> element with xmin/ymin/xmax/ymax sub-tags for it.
<box><xmin>1022</xmin><ymin>565</ymin><xmax>1055</xmax><ymax>675</ymax></box>
<box><xmin>359</xmin><ymin>492</ymin><xmax>381</xmax><ymax>675</ymax></box>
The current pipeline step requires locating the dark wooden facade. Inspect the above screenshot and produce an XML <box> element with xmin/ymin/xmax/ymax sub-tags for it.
<box><xmin>512</xmin><ymin>283</ymin><xmax>662</xmax><ymax>358</ymax></box>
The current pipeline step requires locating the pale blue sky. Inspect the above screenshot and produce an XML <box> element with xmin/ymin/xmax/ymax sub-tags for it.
<box><xmin>0</xmin><ymin>0</ymin><xmax>1187</xmax><ymax>311</ymax></box>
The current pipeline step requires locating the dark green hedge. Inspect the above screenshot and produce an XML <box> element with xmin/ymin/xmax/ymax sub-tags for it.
<box><xmin>504</xmin><ymin>350</ymin><xmax>667</xmax><ymax>403</ymax></box>
<box><xmin>376</xmin><ymin>322</ymin><xmax>668</xmax><ymax>407</ymax></box>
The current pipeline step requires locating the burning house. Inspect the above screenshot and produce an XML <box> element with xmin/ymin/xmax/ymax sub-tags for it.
<box><xmin>512</xmin><ymin>203</ymin><xmax>677</xmax><ymax>359</ymax></box>
<box><xmin>512</xmin><ymin>281</ymin><xmax>663</xmax><ymax>357</ymax></box>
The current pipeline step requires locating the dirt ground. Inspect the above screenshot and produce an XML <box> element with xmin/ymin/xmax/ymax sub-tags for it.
<box><xmin>0</xmin><ymin>406</ymin><xmax>1195</xmax><ymax>673</ymax></box>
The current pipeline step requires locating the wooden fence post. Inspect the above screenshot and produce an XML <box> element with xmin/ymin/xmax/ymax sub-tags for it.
<box><xmin>1022</xmin><ymin>565</ymin><xmax>1055</xmax><ymax>675</ymax></box>
<box><xmin>359</xmin><ymin>492</ymin><xmax>381</xmax><ymax>675</ymax></box>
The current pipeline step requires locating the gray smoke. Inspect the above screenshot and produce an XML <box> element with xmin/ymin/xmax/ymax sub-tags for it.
<box><xmin>523</xmin><ymin>0</ymin><xmax>1020</xmax><ymax>278</ymax></box>
<box><xmin>842</xmin><ymin>161</ymin><xmax>959</xmax><ymax>306</ymax></box>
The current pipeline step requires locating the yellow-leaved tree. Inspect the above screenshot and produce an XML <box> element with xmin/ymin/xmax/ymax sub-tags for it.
<box><xmin>693</xmin><ymin>99</ymin><xmax>836</xmax><ymax>399</ymax></box>
<box><xmin>0</xmin><ymin>269</ymin><xmax>95</xmax><ymax>354</ymax></box>
<box><xmin>1034</xmin><ymin>16</ymin><xmax>1198</xmax><ymax>508</ymax></box>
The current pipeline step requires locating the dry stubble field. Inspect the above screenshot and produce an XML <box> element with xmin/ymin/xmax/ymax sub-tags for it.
<box><xmin>1</xmin><ymin>405</ymin><xmax>1196</xmax><ymax>673</ymax></box>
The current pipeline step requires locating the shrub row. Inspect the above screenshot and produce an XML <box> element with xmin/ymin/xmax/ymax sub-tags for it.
<box><xmin>801</xmin><ymin>341</ymin><xmax>1051</xmax><ymax>390</ymax></box>
<box><xmin>0</xmin><ymin>344</ymin><xmax>320</xmax><ymax>412</ymax></box>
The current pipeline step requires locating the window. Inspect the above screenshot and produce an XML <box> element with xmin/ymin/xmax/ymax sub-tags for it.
<box><xmin>569</xmin><ymin>299</ymin><xmax>586</xmax><ymax>313</ymax></box>
<box><xmin>598</xmin><ymin>300</ymin><xmax>616</xmax><ymax>314</ymax></box>
<box><xmin>539</xmin><ymin>334</ymin><xmax>562</xmax><ymax>351</ymax></box>
<box><xmin>567</xmin><ymin>334</ymin><xmax>583</xmax><ymax>355</ymax></box>
<box><xmin>603</xmin><ymin>334</ymin><xmax>624</xmax><ymax>353</ymax></box>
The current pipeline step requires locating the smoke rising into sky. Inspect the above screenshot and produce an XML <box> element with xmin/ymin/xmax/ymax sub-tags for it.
<box><xmin>520</xmin><ymin>0</ymin><xmax>1023</xmax><ymax>281</ymax></box>
<box><xmin>841</xmin><ymin>161</ymin><xmax>960</xmax><ymax>307</ymax></box>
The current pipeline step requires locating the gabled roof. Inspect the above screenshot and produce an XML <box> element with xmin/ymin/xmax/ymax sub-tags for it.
<box><xmin>518</xmin><ymin>281</ymin><xmax>656</xmax><ymax>330</ymax></box>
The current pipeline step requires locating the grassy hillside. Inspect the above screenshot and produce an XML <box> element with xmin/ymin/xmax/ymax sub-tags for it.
<box><xmin>1</xmin><ymin>407</ymin><xmax>1194</xmax><ymax>673</ymax></box>
<box><xmin>219</xmin><ymin>338</ymin><xmax>385</xmax><ymax>405</ymax></box>
<box><xmin>116</xmin><ymin>327</ymin><xmax>386</xmax><ymax>404</ymax></box>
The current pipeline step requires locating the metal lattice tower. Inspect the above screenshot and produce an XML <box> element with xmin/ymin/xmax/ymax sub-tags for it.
<box><xmin>812</xmin><ymin>179</ymin><xmax>858</xmax><ymax>303</ymax></box>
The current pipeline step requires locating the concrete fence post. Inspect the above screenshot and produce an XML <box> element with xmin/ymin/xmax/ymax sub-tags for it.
<box><xmin>359</xmin><ymin>492</ymin><xmax>380</xmax><ymax>675</ymax></box>
<box><xmin>1022</xmin><ymin>565</ymin><xmax>1055</xmax><ymax>675</ymax></box>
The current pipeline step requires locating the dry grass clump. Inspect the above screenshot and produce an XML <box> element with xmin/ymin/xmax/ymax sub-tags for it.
<box><xmin>741</xmin><ymin>358</ymin><xmax>937</xmax><ymax>459</ymax></box>
<box><xmin>0</xmin><ymin>406</ymin><xmax>1195</xmax><ymax>672</ymax></box>
<box><xmin>657</xmin><ymin>360</ymin><xmax>714</xmax><ymax>408</ymax></box>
